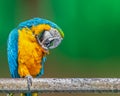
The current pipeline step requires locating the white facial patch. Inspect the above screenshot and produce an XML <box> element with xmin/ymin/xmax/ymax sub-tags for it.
<box><xmin>36</xmin><ymin>28</ymin><xmax>63</xmax><ymax>50</ymax></box>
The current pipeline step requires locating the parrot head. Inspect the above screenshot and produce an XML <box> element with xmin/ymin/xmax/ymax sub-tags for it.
<box><xmin>19</xmin><ymin>18</ymin><xmax>64</xmax><ymax>50</ymax></box>
<box><xmin>36</xmin><ymin>27</ymin><xmax>63</xmax><ymax>50</ymax></box>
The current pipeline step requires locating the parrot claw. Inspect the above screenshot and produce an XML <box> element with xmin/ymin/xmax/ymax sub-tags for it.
<box><xmin>25</xmin><ymin>75</ymin><xmax>33</xmax><ymax>91</ymax></box>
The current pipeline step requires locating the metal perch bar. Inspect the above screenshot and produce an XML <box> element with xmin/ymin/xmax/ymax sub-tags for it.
<box><xmin>0</xmin><ymin>78</ymin><xmax>120</xmax><ymax>93</ymax></box>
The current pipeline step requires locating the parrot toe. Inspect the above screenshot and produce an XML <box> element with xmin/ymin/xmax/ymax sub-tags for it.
<box><xmin>25</xmin><ymin>75</ymin><xmax>33</xmax><ymax>91</ymax></box>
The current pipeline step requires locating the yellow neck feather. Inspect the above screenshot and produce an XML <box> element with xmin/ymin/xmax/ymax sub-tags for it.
<box><xmin>18</xmin><ymin>24</ymin><xmax>50</xmax><ymax>77</ymax></box>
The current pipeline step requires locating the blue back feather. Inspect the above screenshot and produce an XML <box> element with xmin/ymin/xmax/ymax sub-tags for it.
<box><xmin>7</xmin><ymin>28</ymin><xmax>20</xmax><ymax>78</ymax></box>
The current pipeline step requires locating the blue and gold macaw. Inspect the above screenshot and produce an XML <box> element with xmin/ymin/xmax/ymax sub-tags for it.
<box><xmin>7</xmin><ymin>18</ymin><xmax>64</xmax><ymax>96</ymax></box>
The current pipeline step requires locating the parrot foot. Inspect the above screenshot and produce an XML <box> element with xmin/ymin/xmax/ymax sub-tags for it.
<box><xmin>25</xmin><ymin>75</ymin><xmax>33</xmax><ymax>91</ymax></box>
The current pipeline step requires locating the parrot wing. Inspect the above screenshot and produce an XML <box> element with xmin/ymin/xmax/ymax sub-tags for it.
<box><xmin>7</xmin><ymin>28</ymin><xmax>20</xmax><ymax>78</ymax></box>
<box><xmin>37</xmin><ymin>56</ymin><xmax>47</xmax><ymax>77</ymax></box>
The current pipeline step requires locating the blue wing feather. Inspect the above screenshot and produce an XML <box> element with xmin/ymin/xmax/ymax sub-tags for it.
<box><xmin>37</xmin><ymin>57</ymin><xmax>47</xmax><ymax>77</ymax></box>
<box><xmin>7</xmin><ymin>28</ymin><xmax>20</xmax><ymax>78</ymax></box>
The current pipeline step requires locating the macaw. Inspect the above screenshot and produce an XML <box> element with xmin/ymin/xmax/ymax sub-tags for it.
<box><xmin>7</xmin><ymin>18</ymin><xmax>64</xmax><ymax>96</ymax></box>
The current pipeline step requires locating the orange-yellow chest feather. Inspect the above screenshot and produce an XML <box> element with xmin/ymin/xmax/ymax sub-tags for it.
<box><xmin>18</xmin><ymin>26</ymin><xmax>49</xmax><ymax>77</ymax></box>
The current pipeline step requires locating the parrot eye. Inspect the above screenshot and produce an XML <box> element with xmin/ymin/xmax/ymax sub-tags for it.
<box><xmin>36</xmin><ymin>28</ymin><xmax>63</xmax><ymax>50</ymax></box>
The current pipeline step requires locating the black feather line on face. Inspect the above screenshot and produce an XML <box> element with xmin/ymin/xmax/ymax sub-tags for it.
<box><xmin>38</xmin><ymin>31</ymin><xmax>45</xmax><ymax>42</ymax></box>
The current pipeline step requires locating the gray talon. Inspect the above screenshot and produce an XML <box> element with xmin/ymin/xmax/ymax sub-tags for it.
<box><xmin>25</xmin><ymin>75</ymin><xmax>33</xmax><ymax>91</ymax></box>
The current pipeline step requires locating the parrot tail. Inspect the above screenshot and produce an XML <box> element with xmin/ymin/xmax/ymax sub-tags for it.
<box><xmin>20</xmin><ymin>92</ymin><xmax>38</xmax><ymax>96</ymax></box>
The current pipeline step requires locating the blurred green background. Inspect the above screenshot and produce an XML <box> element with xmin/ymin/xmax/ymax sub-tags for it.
<box><xmin>0</xmin><ymin>0</ymin><xmax>120</xmax><ymax>77</ymax></box>
<box><xmin>1</xmin><ymin>0</ymin><xmax>120</xmax><ymax>77</ymax></box>
<box><xmin>0</xmin><ymin>0</ymin><xmax>120</xmax><ymax>95</ymax></box>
